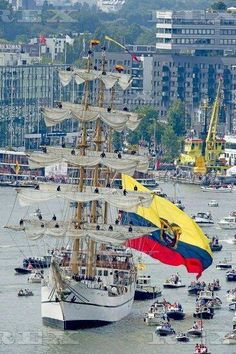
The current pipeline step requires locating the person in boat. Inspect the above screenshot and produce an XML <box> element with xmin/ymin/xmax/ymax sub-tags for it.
<box><xmin>115</xmin><ymin>218</ymin><xmax>119</xmax><ymax>225</ymax></box>
<box><xmin>128</xmin><ymin>225</ymin><xmax>133</xmax><ymax>232</ymax></box>
<box><xmin>38</xmin><ymin>212</ymin><xmax>42</xmax><ymax>220</ymax></box>
<box><xmin>54</xmin><ymin>223</ymin><xmax>59</xmax><ymax>228</ymax></box>
<box><xmin>35</xmin><ymin>184</ymin><xmax>40</xmax><ymax>190</ymax></box>
<box><xmin>117</xmin><ymin>152</ymin><xmax>122</xmax><ymax>159</ymax></box>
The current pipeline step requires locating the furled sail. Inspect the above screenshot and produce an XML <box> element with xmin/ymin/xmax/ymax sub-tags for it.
<box><xmin>19</xmin><ymin>223</ymin><xmax>155</xmax><ymax>245</ymax></box>
<box><xmin>58</xmin><ymin>69</ymin><xmax>132</xmax><ymax>90</ymax></box>
<box><xmin>28</xmin><ymin>148</ymin><xmax>148</xmax><ymax>174</ymax></box>
<box><xmin>42</xmin><ymin>104</ymin><xmax>141</xmax><ymax>131</ymax></box>
<box><xmin>16</xmin><ymin>188</ymin><xmax>153</xmax><ymax>212</ymax></box>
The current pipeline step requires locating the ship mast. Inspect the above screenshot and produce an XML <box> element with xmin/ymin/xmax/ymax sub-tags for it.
<box><xmin>71</xmin><ymin>42</ymin><xmax>93</xmax><ymax>274</ymax></box>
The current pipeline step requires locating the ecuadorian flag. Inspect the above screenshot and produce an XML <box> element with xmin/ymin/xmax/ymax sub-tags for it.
<box><xmin>122</xmin><ymin>175</ymin><xmax>213</xmax><ymax>279</ymax></box>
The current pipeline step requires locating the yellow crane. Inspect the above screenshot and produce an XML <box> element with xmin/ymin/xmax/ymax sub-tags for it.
<box><xmin>194</xmin><ymin>78</ymin><xmax>225</xmax><ymax>173</ymax></box>
<box><xmin>178</xmin><ymin>78</ymin><xmax>226</xmax><ymax>175</ymax></box>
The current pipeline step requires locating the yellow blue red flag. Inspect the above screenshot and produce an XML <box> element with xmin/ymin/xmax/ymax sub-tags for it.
<box><xmin>122</xmin><ymin>174</ymin><xmax>212</xmax><ymax>278</ymax></box>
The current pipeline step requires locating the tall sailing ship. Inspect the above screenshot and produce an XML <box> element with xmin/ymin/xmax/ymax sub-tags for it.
<box><xmin>5</xmin><ymin>41</ymin><xmax>155</xmax><ymax>330</ymax></box>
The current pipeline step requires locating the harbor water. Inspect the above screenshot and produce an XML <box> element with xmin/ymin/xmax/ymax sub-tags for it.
<box><xmin>1</xmin><ymin>183</ymin><xmax>236</xmax><ymax>354</ymax></box>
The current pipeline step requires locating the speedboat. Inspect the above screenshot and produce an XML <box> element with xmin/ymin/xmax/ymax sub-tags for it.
<box><xmin>223</xmin><ymin>330</ymin><xmax>236</xmax><ymax>344</ymax></box>
<box><xmin>173</xmin><ymin>199</ymin><xmax>185</xmax><ymax>211</ymax></box>
<box><xmin>166</xmin><ymin>304</ymin><xmax>185</xmax><ymax>320</ymax></box>
<box><xmin>226</xmin><ymin>289</ymin><xmax>236</xmax><ymax>303</ymax></box>
<box><xmin>226</xmin><ymin>270</ymin><xmax>236</xmax><ymax>281</ymax></box>
<box><xmin>216</xmin><ymin>260</ymin><xmax>232</xmax><ymax>270</ymax></box>
<box><xmin>28</xmin><ymin>270</ymin><xmax>44</xmax><ymax>283</ymax></box>
<box><xmin>18</xmin><ymin>289</ymin><xmax>34</xmax><ymax>297</ymax></box>
<box><xmin>15</xmin><ymin>267</ymin><xmax>32</xmax><ymax>275</ymax></box>
<box><xmin>209</xmin><ymin>238</ymin><xmax>223</xmax><ymax>252</ymax></box>
<box><xmin>229</xmin><ymin>302</ymin><xmax>236</xmax><ymax>311</ymax></box>
<box><xmin>192</xmin><ymin>212</ymin><xmax>214</xmax><ymax>226</ymax></box>
<box><xmin>155</xmin><ymin>322</ymin><xmax>175</xmax><ymax>336</ymax></box>
<box><xmin>187</xmin><ymin>322</ymin><xmax>203</xmax><ymax>337</ymax></box>
<box><xmin>208</xmin><ymin>200</ymin><xmax>219</xmax><ymax>207</ymax></box>
<box><xmin>176</xmin><ymin>333</ymin><xmax>189</xmax><ymax>342</ymax></box>
<box><xmin>218</xmin><ymin>215</ymin><xmax>236</xmax><ymax>230</ymax></box>
<box><xmin>193</xmin><ymin>305</ymin><xmax>214</xmax><ymax>319</ymax></box>
<box><xmin>135</xmin><ymin>275</ymin><xmax>162</xmax><ymax>300</ymax></box>
<box><xmin>163</xmin><ymin>274</ymin><xmax>185</xmax><ymax>288</ymax></box>
<box><xmin>188</xmin><ymin>282</ymin><xmax>205</xmax><ymax>295</ymax></box>
<box><xmin>201</xmin><ymin>185</ymin><xmax>233</xmax><ymax>193</ymax></box>
<box><xmin>144</xmin><ymin>301</ymin><xmax>166</xmax><ymax>326</ymax></box>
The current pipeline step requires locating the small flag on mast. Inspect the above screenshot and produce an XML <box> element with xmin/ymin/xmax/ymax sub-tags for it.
<box><xmin>39</xmin><ymin>35</ymin><xmax>46</xmax><ymax>45</ymax></box>
<box><xmin>104</xmin><ymin>35</ymin><xmax>141</xmax><ymax>62</ymax></box>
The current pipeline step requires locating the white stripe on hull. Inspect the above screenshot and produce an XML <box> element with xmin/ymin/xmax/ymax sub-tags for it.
<box><xmin>41</xmin><ymin>282</ymin><xmax>135</xmax><ymax>329</ymax></box>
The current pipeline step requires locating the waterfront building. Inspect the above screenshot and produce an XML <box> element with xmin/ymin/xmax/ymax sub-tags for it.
<box><xmin>97</xmin><ymin>0</ymin><xmax>125</xmax><ymax>13</ymax></box>
<box><xmin>0</xmin><ymin>64</ymin><xmax>82</xmax><ymax>148</ymax></box>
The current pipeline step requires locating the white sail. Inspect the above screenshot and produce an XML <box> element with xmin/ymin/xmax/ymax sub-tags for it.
<box><xmin>29</xmin><ymin>147</ymin><xmax>148</xmax><ymax>173</ymax></box>
<box><xmin>42</xmin><ymin>104</ymin><xmax>140</xmax><ymax>132</ymax></box>
<box><xmin>17</xmin><ymin>188</ymin><xmax>153</xmax><ymax>211</ymax></box>
<box><xmin>59</xmin><ymin>69</ymin><xmax>132</xmax><ymax>90</ymax></box>
<box><xmin>22</xmin><ymin>223</ymin><xmax>154</xmax><ymax>245</ymax></box>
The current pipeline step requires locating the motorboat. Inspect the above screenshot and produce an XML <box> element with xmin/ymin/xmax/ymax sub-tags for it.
<box><xmin>134</xmin><ymin>275</ymin><xmax>162</xmax><ymax>300</ymax></box>
<box><xmin>192</xmin><ymin>212</ymin><xmax>214</xmax><ymax>226</ymax></box>
<box><xmin>226</xmin><ymin>270</ymin><xmax>236</xmax><ymax>281</ymax></box>
<box><xmin>201</xmin><ymin>185</ymin><xmax>233</xmax><ymax>193</ymax></box>
<box><xmin>188</xmin><ymin>282</ymin><xmax>205</xmax><ymax>295</ymax></box>
<box><xmin>216</xmin><ymin>259</ymin><xmax>232</xmax><ymax>270</ymax></box>
<box><xmin>208</xmin><ymin>200</ymin><xmax>219</xmax><ymax>207</ymax></box>
<box><xmin>144</xmin><ymin>302</ymin><xmax>166</xmax><ymax>326</ymax></box>
<box><xmin>187</xmin><ymin>321</ymin><xmax>203</xmax><ymax>337</ymax></box>
<box><xmin>165</xmin><ymin>304</ymin><xmax>185</xmax><ymax>320</ymax></box>
<box><xmin>163</xmin><ymin>274</ymin><xmax>185</xmax><ymax>289</ymax></box>
<box><xmin>194</xmin><ymin>343</ymin><xmax>211</xmax><ymax>353</ymax></box>
<box><xmin>226</xmin><ymin>289</ymin><xmax>236</xmax><ymax>303</ymax></box>
<box><xmin>155</xmin><ymin>322</ymin><xmax>175</xmax><ymax>336</ymax></box>
<box><xmin>223</xmin><ymin>330</ymin><xmax>236</xmax><ymax>345</ymax></box>
<box><xmin>23</xmin><ymin>256</ymin><xmax>51</xmax><ymax>268</ymax></box>
<box><xmin>172</xmin><ymin>199</ymin><xmax>185</xmax><ymax>211</ymax></box>
<box><xmin>209</xmin><ymin>238</ymin><xmax>223</xmax><ymax>252</ymax></box>
<box><xmin>176</xmin><ymin>333</ymin><xmax>189</xmax><ymax>342</ymax></box>
<box><xmin>218</xmin><ymin>215</ymin><xmax>236</xmax><ymax>230</ymax></box>
<box><xmin>229</xmin><ymin>302</ymin><xmax>236</xmax><ymax>311</ymax></box>
<box><xmin>196</xmin><ymin>290</ymin><xmax>222</xmax><ymax>310</ymax></box>
<box><xmin>15</xmin><ymin>267</ymin><xmax>32</xmax><ymax>275</ymax></box>
<box><xmin>193</xmin><ymin>305</ymin><xmax>214</xmax><ymax>319</ymax></box>
<box><xmin>28</xmin><ymin>270</ymin><xmax>44</xmax><ymax>283</ymax></box>
<box><xmin>18</xmin><ymin>289</ymin><xmax>34</xmax><ymax>297</ymax></box>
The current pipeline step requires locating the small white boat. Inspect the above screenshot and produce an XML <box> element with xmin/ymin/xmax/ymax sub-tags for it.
<box><xmin>208</xmin><ymin>200</ymin><xmax>219</xmax><ymax>207</ymax></box>
<box><xmin>229</xmin><ymin>302</ymin><xmax>236</xmax><ymax>311</ymax></box>
<box><xmin>192</xmin><ymin>212</ymin><xmax>214</xmax><ymax>226</ymax></box>
<box><xmin>201</xmin><ymin>185</ymin><xmax>233</xmax><ymax>193</ymax></box>
<box><xmin>144</xmin><ymin>303</ymin><xmax>166</xmax><ymax>326</ymax></box>
<box><xmin>176</xmin><ymin>333</ymin><xmax>189</xmax><ymax>342</ymax></box>
<box><xmin>216</xmin><ymin>259</ymin><xmax>232</xmax><ymax>270</ymax></box>
<box><xmin>166</xmin><ymin>304</ymin><xmax>185</xmax><ymax>320</ymax></box>
<box><xmin>163</xmin><ymin>274</ymin><xmax>185</xmax><ymax>289</ymax></box>
<box><xmin>218</xmin><ymin>216</ymin><xmax>236</xmax><ymax>230</ymax></box>
<box><xmin>187</xmin><ymin>321</ymin><xmax>203</xmax><ymax>337</ymax></box>
<box><xmin>227</xmin><ymin>289</ymin><xmax>236</xmax><ymax>303</ymax></box>
<box><xmin>224</xmin><ymin>330</ymin><xmax>236</xmax><ymax>344</ymax></box>
<box><xmin>28</xmin><ymin>270</ymin><xmax>44</xmax><ymax>283</ymax></box>
<box><xmin>155</xmin><ymin>322</ymin><xmax>175</xmax><ymax>336</ymax></box>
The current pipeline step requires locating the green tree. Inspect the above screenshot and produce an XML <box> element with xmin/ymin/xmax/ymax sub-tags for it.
<box><xmin>210</xmin><ymin>1</ymin><xmax>227</xmax><ymax>10</ymax></box>
<box><xmin>41</xmin><ymin>0</ymin><xmax>49</xmax><ymax>25</ymax></box>
<box><xmin>161</xmin><ymin>126</ymin><xmax>180</xmax><ymax>162</ymax></box>
<box><xmin>167</xmin><ymin>100</ymin><xmax>186</xmax><ymax>137</ymax></box>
